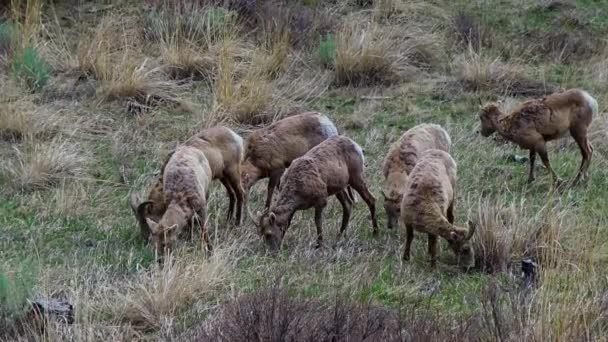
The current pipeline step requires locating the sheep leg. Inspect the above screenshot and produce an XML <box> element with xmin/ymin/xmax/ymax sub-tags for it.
<box><xmin>536</xmin><ymin>144</ymin><xmax>562</xmax><ymax>186</ymax></box>
<box><xmin>527</xmin><ymin>150</ymin><xmax>536</xmax><ymax>184</ymax></box>
<box><xmin>427</xmin><ymin>234</ymin><xmax>438</xmax><ymax>268</ymax></box>
<box><xmin>226</xmin><ymin>166</ymin><xmax>245</xmax><ymax>225</ymax></box>
<box><xmin>195</xmin><ymin>208</ymin><xmax>212</xmax><ymax>254</ymax></box>
<box><xmin>350</xmin><ymin>178</ymin><xmax>379</xmax><ymax>237</ymax></box>
<box><xmin>265</xmin><ymin>169</ymin><xmax>283</xmax><ymax>208</ymax></box>
<box><xmin>314</xmin><ymin>203</ymin><xmax>326</xmax><ymax>248</ymax></box>
<box><xmin>570</xmin><ymin>127</ymin><xmax>593</xmax><ymax>184</ymax></box>
<box><xmin>402</xmin><ymin>223</ymin><xmax>414</xmax><ymax>261</ymax></box>
<box><xmin>220</xmin><ymin>178</ymin><xmax>236</xmax><ymax>223</ymax></box>
<box><xmin>335</xmin><ymin>191</ymin><xmax>352</xmax><ymax>240</ymax></box>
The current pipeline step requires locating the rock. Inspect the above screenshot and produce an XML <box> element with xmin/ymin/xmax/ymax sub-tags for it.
<box><xmin>29</xmin><ymin>297</ymin><xmax>74</xmax><ymax>325</ymax></box>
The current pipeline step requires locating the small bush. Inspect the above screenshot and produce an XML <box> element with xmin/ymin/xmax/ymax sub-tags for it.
<box><xmin>0</xmin><ymin>264</ymin><xmax>37</xmax><ymax>334</ymax></box>
<box><xmin>452</xmin><ymin>11</ymin><xmax>492</xmax><ymax>51</ymax></box>
<box><xmin>317</xmin><ymin>34</ymin><xmax>336</xmax><ymax>67</ymax></box>
<box><xmin>0</xmin><ymin>20</ymin><xmax>18</xmax><ymax>57</ymax></box>
<box><xmin>194</xmin><ymin>286</ymin><xmax>475</xmax><ymax>341</ymax></box>
<box><xmin>10</xmin><ymin>45</ymin><xmax>50</xmax><ymax>90</ymax></box>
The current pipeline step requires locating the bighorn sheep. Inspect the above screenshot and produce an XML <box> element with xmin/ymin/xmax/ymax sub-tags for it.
<box><xmin>131</xmin><ymin>126</ymin><xmax>245</xmax><ymax>255</ymax></box>
<box><xmin>479</xmin><ymin>88</ymin><xmax>598</xmax><ymax>186</ymax></box>
<box><xmin>400</xmin><ymin>149</ymin><xmax>475</xmax><ymax>269</ymax></box>
<box><xmin>241</xmin><ymin>112</ymin><xmax>340</xmax><ymax>209</ymax></box>
<box><xmin>251</xmin><ymin>136</ymin><xmax>379</xmax><ymax>252</ymax></box>
<box><xmin>381</xmin><ymin>124</ymin><xmax>451</xmax><ymax>230</ymax></box>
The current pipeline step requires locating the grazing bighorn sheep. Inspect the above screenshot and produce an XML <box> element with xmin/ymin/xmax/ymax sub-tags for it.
<box><xmin>381</xmin><ymin>124</ymin><xmax>451</xmax><ymax>230</ymax></box>
<box><xmin>251</xmin><ymin>136</ymin><xmax>379</xmax><ymax>252</ymax></box>
<box><xmin>132</xmin><ymin>126</ymin><xmax>245</xmax><ymax>256</ymax></box>
<box><xmin>241</xmin><ymin>112</ymin><xmax>340</xmax><ymax>209</ymax></box>
<box><xmin>479</xmin><ymin>88</ymin><xmax>598</xmax><ymax>186</ymax></box>
<box><xmin>400</xmin><ymin>149</ymin><xmax>475</xmax><ymax>269</ymax></box>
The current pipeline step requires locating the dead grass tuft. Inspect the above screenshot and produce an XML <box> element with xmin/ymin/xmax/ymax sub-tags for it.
<box><xmin>0</xmin><ymin>98</ymin><xmax>61</xmax><ymax>141</ymax></box>
<box><xmin>333</xmin><ymin>21</ymin><xmax>407</xmax><ymax>86</ymax></box>
<box><xmin>2</xmin><ymin>137</ymin><xmax>88</xmax><ymax>191</ymax></box>
<box><xmin>116</xmin><ymin>252</ymin><xmax>232</xmax><ymax>331</ymax></box>
<box><xmin>452</xmin><ymin>47</ymin><xmax>556</xmax><ymax>97</ymax></box>
<box><xmin>472</xmin><ymin>198</ymin><xmax>580</xmax><ymax>274</ymax></box>
<box><xmin>452</xmin><ymin>11</ymin><xmax>493</xmax><ymax>51</ymax></box>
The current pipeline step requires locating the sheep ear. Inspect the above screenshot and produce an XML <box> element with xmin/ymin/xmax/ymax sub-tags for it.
<box><xmin>269</xmin><ymin>212</ymin><xmax>276</xmax><ymax>225</ymax></box>
<box><xmin>146</xmin><ymin>218</ymin><xmax>159</xmax><ymax>234</ymax></box>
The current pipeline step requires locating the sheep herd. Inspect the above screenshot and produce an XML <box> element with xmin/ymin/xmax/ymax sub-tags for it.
<box><xmin>130</xmin><ymin>88</ymin><xmax>598</xmax><ymax>269</ymax></box>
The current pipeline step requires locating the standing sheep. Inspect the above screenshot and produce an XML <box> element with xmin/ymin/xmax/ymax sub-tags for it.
<box><xmin>132</xmin><ymin>126</ymin><xmax>245</xmax><ymax>255</ymax></box>
<box><xmin>381</xmin><ymin>124</ymin><xmax>451</xmax><ymax>230</ymax></box>
<box><xmin>479</xmin><ymin>88</ymin><xmax>598</xmax><ymax>186</ymax></box>
<box><xmin>252</xmin><ymin>136</ymin><xmax>379</xmax><ymax>252</ymax></box>
<box><xmin>400</xmin><ymin>149</ymin><xmax>475</xmax><ymax>269</ymax></box>
<box><xmin>241</xmin><ymin>112</ymin><xmax>340</xmax><ymax>209</ymax></box>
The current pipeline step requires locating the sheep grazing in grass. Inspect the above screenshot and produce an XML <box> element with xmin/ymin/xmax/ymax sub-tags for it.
<box><xmin>131</xmin><ymin>126</ymin><xmax>244</xmax><ymax>256</ymax></box>
<box><xmin>251</xmin><ymin>136</ymin><xmax>379</xmax><ymax>252</ymax></box>
<box><xmin>130</xmin><ymin>177</ymin><xmax>166</xmax><ymax>240</ymax></box>
<box><xmin>400</xmin><ymin>149</ymin><xmax>476</xmax><ymax>269</ymax></box>
<box><xmin>479</xmin><ymin>88</ymin><xmax>598</xmax><ymax>186</ymax></box>
<box><xmin>381</xmin><ymin>124</ymin><xmax>451</xmax><ymax>230</ymax></box>
<box><xmin>241</xmin><ymin>112</ymin><xmax>341</xmax><ymax>209</ymax></box>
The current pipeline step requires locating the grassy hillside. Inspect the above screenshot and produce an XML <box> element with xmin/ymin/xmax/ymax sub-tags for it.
<box><xmin>1</xmin><ymin>0</ymin><xmax>607</xmax><ymax>340</ymax></box>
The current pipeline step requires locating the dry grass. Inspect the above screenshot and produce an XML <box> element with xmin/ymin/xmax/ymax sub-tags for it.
<box><xmin>452</xmin><ymin>47</ymin><xmax>555</xmax><ymax>97</ymax></box>
<box><xmin>116</xmin><ymin>252</ymin><xmax>232</xmax><ymax>331</ymax></box>
<box><xmin>1</xmin><ymin>137</ymin><xmax>88</xmax><ymax>191</ymax></box>
<box><xmin>333</xmin><ymin>21</ymin><xmax>408</xmax><ymax>86</ymax></box>
<box><xmin>471</xmin><ymin>198</ymin><xmax>576</xmax><ymax>273</ymax></box>
<box><xmin>0</xmin><ymin>98</ymin><xmax>60</xmax><ymax>141</ymax></box>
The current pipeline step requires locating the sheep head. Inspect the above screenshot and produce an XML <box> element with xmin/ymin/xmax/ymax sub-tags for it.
<box><xmin>447</xmin><ymin>221</ymin><xmax>477</xmax><ymax>269</ymax></box>
<box><xmin>145</xmin><ymin>207</ymin><xmax>186</xmax><ymax>257</ymax></box>
<box><xmin>479</xmin><ymin>103</ymin><xmax>501</xmax><ymax>137</ymax></box>
<box><xmin>250</xmin><ymin>208</ymin><xmax>285</xmax><ymax>253</ymax></box>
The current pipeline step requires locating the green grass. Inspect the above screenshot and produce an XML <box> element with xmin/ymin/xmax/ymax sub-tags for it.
<box><xmin>1</xmin><ymin>0</ymin><xmax>607</xmax><ymax>339</ymax></box>
<box><xmin>10</xmin><ymin>46</ymin><xmax>50</xmax><ymax>91</ymax></box>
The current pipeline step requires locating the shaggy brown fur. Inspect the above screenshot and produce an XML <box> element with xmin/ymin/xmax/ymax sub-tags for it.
<box><xmin>400</xmin><ymin>149</ymin><xmax>475</xmax><ymax>269</ymax></box>
<box><xmin>381</xmin><ymin>124</ymin><xmax>451</xmax><ymax>230</ymax></box>
<box><xmin>133</xmin><ymin>126</ymin><xmax>244</xmax><ymax>256</ymax></box>
<box><xmin>252</xmin><ymin>136</ymin><xmax>378</xmax><ymax>252</ymax></box>
<box><xmin>479</xmin><ymin>88</ymin><xmax>598</xmax><ymax>186</ymax></box>
<box><xmin>241</xmin><ymin>112</ymin><xmax>339</xmax><ymax>208</ymax></box>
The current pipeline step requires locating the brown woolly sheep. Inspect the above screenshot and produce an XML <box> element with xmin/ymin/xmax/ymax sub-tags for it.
<box><xmin>132</xmin><ymin>126</ymin><xmax>245</xmax><ymax>256</ymax></box>
<box><xmin>479</xmin><ymin>88</ymin><xmax>598</xmax><ymax>186</ymax></box>
<box><xmin>400</xmin><ymin>149</ymin><xmax>476</xmax><ymax>269</ymax></box>
<box><xmin>381</xmin><ymin>124</ymin><xmax>451</xmax><ymax>230</ymax></box>
<box><xmin>241</xmin><ymin>112</ymin><xmax>340</xmax><ymax>209</ymax></box>
<box><xmin>251</xmin><ymin>135</ymin><xmax>379</xmax><ymax>252</ymax></box>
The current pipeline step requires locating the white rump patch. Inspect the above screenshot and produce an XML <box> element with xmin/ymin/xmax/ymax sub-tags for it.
<box><xmin>580</xmin><ymin>90</ymin><xmax>599</xmax><ymax>116</ymax></box>
<box><xmin>348</xmin><ymin>137</ymin><xmax>365</xmax><ymax>164</ymax></box>
<box><xmin>318</xmin><ymin>115</ymin><xmax>338</xmax><ymax>138</ymax></box>
<box><xmin>229</xmin><ymin>129</ymin><xmax>244</xmax><ymax>148</ymax></box>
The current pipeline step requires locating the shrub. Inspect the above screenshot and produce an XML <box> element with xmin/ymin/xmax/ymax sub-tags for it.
<box><xmin>194</xmin><ymin>286</ymin><xmax>476</xmax><ymax>341</ymax></box>
<box><xmin>0</xmin><ymin>20</ymin><xmax>18</xmax><ymax>57</ymax></box>
<box><xmin>10</xmin><ymin>45</ymin><xmax>49</xmax><ymax>90</ymax></box>
<box><xmin>317</xmin><ymin>34</ymin><xmax>336</xmax><ymax>67</ymax></box>
<box><xmin>0</xmin><ymin>264</ymin><xmax>37</xmax><ymax>335</ymax></box>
